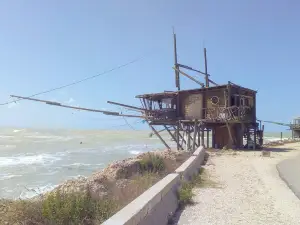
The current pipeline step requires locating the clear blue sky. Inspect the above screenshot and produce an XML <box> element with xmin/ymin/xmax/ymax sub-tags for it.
<box><xmin>0</xmin><ymin>0</ymin><xmax>299</xmax><ymax>131</ymax></box>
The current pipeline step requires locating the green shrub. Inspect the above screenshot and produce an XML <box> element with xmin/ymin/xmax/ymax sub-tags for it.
<box><xmin>42</xmin><ymin>191</ymin><xmax>117</xmax><ymax>225</ymax></box>
<box><xmin>139</xmin><ymin>153</ymin><xmax>165</xmax><ymax>173</ymax></box>
<box><xmin>178</xmin><ymin>182</ymin><xmax>194</xmax><ymax>207</ymax></box>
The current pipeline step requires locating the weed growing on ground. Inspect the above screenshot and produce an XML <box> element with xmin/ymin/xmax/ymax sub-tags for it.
<box><xmin>42</xmin><ymin>190</ymin><xmax>117</xmax><ymax>224</ymax></box>
<box><xmin>0</xmin><ymin>192</ymin><xmax>118</xmax><ymax>225</ymax></box>
<box><xmin>178</xmin><ymin>182</ymin><xmax>194</xmax><ymax>207</ymax></box>
<box><xmin>139</xmin><ymin>153</ymin><xmax>165</xmax><ymax>173</ymax></box>
<box><xmin>177</xmin><ymin>168</ymin><xmax>221</xmax><ymax>208</ymax></box>
<box><xmin>194</xmin><ymin>168</ymin><xmax>220</xmax><ymax>189</ymax></box>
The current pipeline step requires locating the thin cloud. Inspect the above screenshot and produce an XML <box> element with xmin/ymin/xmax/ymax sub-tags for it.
<box><xmin>7</xmin><ymin>102</ymin><xmax>18</xmax><ymax>109</ymax></box>
<box><xmin>66</xmin><ymin>98</ymin><xmax>75</xmax><ymax>104</ymax></box>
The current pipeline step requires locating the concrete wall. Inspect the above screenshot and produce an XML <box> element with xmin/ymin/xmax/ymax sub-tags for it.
<box><xmin>102</xmin><ymin>146</ymin><xmax>206</xmax><ymax>225</ymax></box>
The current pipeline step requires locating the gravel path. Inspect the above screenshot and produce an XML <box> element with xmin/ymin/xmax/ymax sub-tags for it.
<box><xmin>174</xmin><ymin>143</ymin><xmax>300</xmax><ymax>225</ymax></box>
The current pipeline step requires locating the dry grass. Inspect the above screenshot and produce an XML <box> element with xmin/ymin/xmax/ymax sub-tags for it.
<box><xmin>177</xmin><ymin>167</ymin><xmax>221</xmax><ymax>209</ymax></box>
<box><xmin>0</xmin><ymin>152</ymin><xmax>185</xmax><ymax>225</ymax></box>
<box><xmin>193</xmin><ymin>168</ymin><xmax>221</xmax><ymax>189</ymax></box>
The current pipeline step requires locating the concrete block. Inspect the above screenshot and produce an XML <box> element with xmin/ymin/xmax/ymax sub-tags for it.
<box><xmin>193</xmin><ymin>146</ymin><xmax>204</xmax><ymax>156</ymax></box>
<box><xmin>140</xmin><ymin>185</ymin><xmax>178</xmax><ymax>225</ymax></box>
<box><xmin>102</xmin><ymin>173</ymin><xmax>180</xmax><ymax>225</ymax></box>
<box><xmin>175</xmin><ymin>156</ymin><xmax>198</xmax><ymax>180</ymax></box>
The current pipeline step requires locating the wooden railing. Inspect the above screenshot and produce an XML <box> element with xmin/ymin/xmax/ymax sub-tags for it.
<box><xmin>291</xmin><ymin>124</ymin><xmax>300</xmax><ymax>129</ymax></box>
<box><xmin>146</xmin><ymin>108</ymin><xmax>177</xmax><ymax>121</ymax></box>
<box><xmin>205</xmin><ymin>106</ymin><xmax>252</xmax><ymax>122</ymax></box>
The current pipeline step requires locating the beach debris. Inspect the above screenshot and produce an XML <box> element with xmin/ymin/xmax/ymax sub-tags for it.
<box><xmin>262</xmin><ymin>150</ymin><xmax>271</xmax><ymax>157</ymax></box>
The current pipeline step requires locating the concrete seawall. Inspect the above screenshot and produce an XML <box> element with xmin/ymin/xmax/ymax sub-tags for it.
<box><xmin>102</xmin><ymin>146</ymin><xmax>206</xmax><ymax>225</ymax></box>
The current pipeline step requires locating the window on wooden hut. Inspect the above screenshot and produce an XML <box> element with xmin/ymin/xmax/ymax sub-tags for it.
<box><xmin>231</xmin><ymin>96</ymin><xmax>235</xmax><ymax>106</ymax></box>
<box><xmin>245</xmin><ymin>98</ymin><xmax>249</xmax><ymax>106</ymax></box>
<box><xmin>240</xmin><ymin>98</ymin><xmax>245</xmax><ymax>106</ymax></box>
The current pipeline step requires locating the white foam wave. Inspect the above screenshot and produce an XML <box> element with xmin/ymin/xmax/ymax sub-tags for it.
<box><xmin>13</xmin><ymin>129</ymin><xmax>23</xmax><ymax>133</ymax></box>
<box><xmin>0</xmin><ymin>135</ymin><xmax>13</xmax><ymax>138</ymax></box>
<box><xmin>129</xmin><ymin>150</ymin><xmax>141</xmax><ymax>155</ymax></box>
<box><xmin>0</xmin><ymin>144</ymin><xmax>16</xmax><ymax>149</ymax></box>
<box><xmin>0</xmin><ymin>154</ymin><xmax>61</xmax><ymax>167</ymax></box>
<box><xmin>19</xmin><ymin>184</ymin><xmax>58</xmax><ymax>199</ymax></box>
<box><xmin>64</xmin><ymin>162</ymin><xmax>92</xmax><ymax>167</ymax></box>
<box><xmin>61</xmin><ymin>162</ymin><xmax>102</xmax><ymax>171</ymax></box>
<box><xmin>0</xmin><ymin>174</ymin><xmax>22</xmax><ymax>181</ymax></box>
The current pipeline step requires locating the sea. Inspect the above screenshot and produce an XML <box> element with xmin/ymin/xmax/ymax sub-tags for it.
<box><xmin>0</xmin><ymin>128</ymin><xmax>291</xmax><ymax>199</ymax></box>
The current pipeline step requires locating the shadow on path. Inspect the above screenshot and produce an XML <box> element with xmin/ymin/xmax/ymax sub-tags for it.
<box><xmin>277</xmin><ymin>153</ymin><xmax>300</xmax><ymax>200</ymax></box>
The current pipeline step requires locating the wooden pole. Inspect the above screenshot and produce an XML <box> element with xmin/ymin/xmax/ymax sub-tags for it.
<box><xmin>11</xmin><ymin>95</ymin><xmax>146</xmax><ymax>119</ymax></box>
<box><xmin>172</xmin><ymin>126</ymin><xmax>187</xmax><ymax>145</ymax></box>
<box><xmin>173</xmin><ymin>30</ymin><xmax>181</xmax><ymax>150</ymax></box>
<box><xmin>207</xmin><ymin>129</ymin><xmax>209</xmax><ymax>148</ymax></box>
<box><xmin>107</xmin><ymin>101</ymin><xmax>146</xmax><ymax>112</ymax></box>
<box><xmin>201</xmin><ymin>126</ymin><xmax>205</xmax><ymax>147</ymax></box>
<box><xmin>204</xmin><ymin>48</ymin><xmax>209</xmax><ymax>148</ymax></box>
<box><xmin>173</xmin><ymin>67</ymin><xmax>205</xmax><ymax>87</ymax></box>
<box><xmin>187</xmin><ymin>125</ymin><xmax>191</xmax><ymax>151</ymax></box>
<box><xmin>193</xmin><ymin>121</ymin><xmax>197</xmax><ymax>151</ymax></box>
<box><xmin>223</xmin><ymin>90</ymin><xmax>233</xmax><ymax>147</ymax></box>
<box><xmin>204</xmin><ymin>48</ymin><xmax>209</xmax><ymax>88</ymax></box>
<box><xmin>173</xmin><ymin>30</ymin><xmax>180</xmax><ymax>90</ymax></box>
<box><xmin>197</xmin><ymin>125</ymin><xmax>200</xmax><ymax>146</ymax></box>
<box><xmin>164</xmin><ymin>125</ymin><xmax>184</xmax><ymax>150</ymax></box>
<box><xmin>147</xmin><ymin>123</ymin><xmax>171</xmax><ymax>150</ymax></box>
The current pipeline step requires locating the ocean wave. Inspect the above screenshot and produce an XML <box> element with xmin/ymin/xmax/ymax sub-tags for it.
<box><xmin>13</xmin><ymin>129</ymin><xmax>23</xmax><ymax>133</ymax></box>
<box><xmin>0</xmin><ymin>135</ymin><xmax>14</xmax><ymax>138</ymax></box>
<box><xmin>63</xmin><ymin>162</ymin><xmax>93</xmax><ymax>167</ymax></box>
<box><xmin>61</xmin><ymin>162</ymin><xmax>102</xmax><ymax>171</ymax></box>
<box><xmin>19</xmin><ymin>184</ymin><xmax>58</xmax><ymax>199</ymax></box>
<box><xmin>264</xmin><ymin>137</ymin><xmax>289</xmax><ymax>142</ymax></box>
<box><xmin>129</xmin><ymin>150</ymin><xmax>141</xmax><ymax>155</ymax></box>
<box><xmin>0</xmin><ymin>144</ymin><xmax>16</xmax><ymax>149</ymax></box>
<box><xmin>0</xmin><ymin>174</ymin><xmax>22</xmax><ymax>181</ymax></box>
<box><xmin>24</xmin><ymin>135</ymin><xmax>75</xmax><ymax>141</ymax></box>
<box><xmin>0</xmin><ymin>153</ymin><xmax>61</xmax><ymax>167</ymax></box>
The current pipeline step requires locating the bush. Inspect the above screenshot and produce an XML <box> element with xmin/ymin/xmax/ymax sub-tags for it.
<box><xmin>178</xmin><ymin>182</ymin><xmax>194</xmax><ymax>207</ymax></box>
<box><xmin>42</xmin><ymin>191</ymin><xmax>117</xmax><ymax>224</ymax></box>
<box><xmin>0</xmin><ymin>198</ymin><xmax>44</xmax><ymax>225</ymax></box>
<box><xmin>139</xmin><ymin>153</ymin><xmax>165</xmax><ymax>173</ymax></box>
<box><xmin>0</xmin><ymin>192</ymin><xmax>118</xmax><ymax>225</ymax></box>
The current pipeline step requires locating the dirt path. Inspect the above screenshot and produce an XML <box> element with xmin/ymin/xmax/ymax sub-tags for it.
<box><xmin>173</xmin><ymin>143</ymin><xmax>300</xmax><ymax>225</ymax></box>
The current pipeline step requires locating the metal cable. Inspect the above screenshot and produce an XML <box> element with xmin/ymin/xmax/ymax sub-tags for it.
<box><xmin>0</xmin><ymin>56</ymin><xmax>145</xmax><ymax>106</ymax></box>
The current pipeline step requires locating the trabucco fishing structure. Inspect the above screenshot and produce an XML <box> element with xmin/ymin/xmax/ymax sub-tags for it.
<box><xmin>11</xmin><ymin>32</ymin><xmax>264</xmax><ymax>151</ymax></box>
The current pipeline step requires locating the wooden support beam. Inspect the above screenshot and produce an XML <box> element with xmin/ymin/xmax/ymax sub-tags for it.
<box><xmin>147</xmin><ymin>122</ymin><xmax>171</xmax><ymax>150</ymax></box>
<box><xmin>207</xmin><ymin>129</ymin><xmax>209</xmax><ymax>148</ymax></box>
<box><xmin>172</xmin><ymin>67</ymin><xmax>205</xmax><ymax>87</ymax></box>
<box><xmin>188</xmin><ymin>126</ymin><xmax>199</xmax><ymax>149</ymax></box>
<box><xmin>212</xmin><ymin>128</ymin><xmax>215</xmax><ymax>148</ymax></box>
<box><xmin>197</xmin><ymin>125</ymin><xmax>200</xmax><ymax>146</ymax></box>
<box><xmin>164</xmin><ymin>125</ymin><xmax>184</xmax><ymax>150</ymax></box>
<box><xmin>177</xmin><ymin>63</ymin><xmax>210</xmax><ymax>77</ymax></box>
<box><xmin>176</xmin><ymin>122</ymin><xmax>180</xmax><ymax>150</ymax></box>
<box><xmin>187</xmin><ymin>126</ymin><xmax>191</xmax><ymax>151</ymax></box>
<box><xmin>11</xmin><ymin>95</ymin><xmax>146</xmax><ymax>119</ymax></box>
<box><xmin>172</xmin><ymin>125</ymin><xmax>187</xmax><ymax>145</ymax></box>
<box><xmin>223</xmin><ymin>90</ymin><xmax>234</xmax><ymax>147</ymax></box>
<box><xmin>193</xmin><ymin>121</ymin><xmax>197</xmax><ymax>151</ymax></box>
<box><xmin>204</xmin><ymin>48</ymin><xmax>209</xmax><ymax>87</ymax></box>
<box><xmin>173</xmin><ymin>30</ymin><xmax>180</xmax><ymax>90</ymax></box>
<box><xmin>201</xmin><ymin>126</ymin><xmax>205</xmax><ymax>147</ymax></box>
<box><xmin>107</xmin><ymin>101</ymin><xmax>146</xmax><ymax>112</ymax></box>
<box><xmin>207</xmin><ymin>79</ymin><xmax>218</xmax><ymax>86</ymax></box>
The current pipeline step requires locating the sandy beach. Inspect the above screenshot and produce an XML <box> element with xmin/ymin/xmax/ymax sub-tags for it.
<box><xmin>174</xmin><ymin>142</ymin><xmax>300</xmax><ymax>225</ymax></box>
